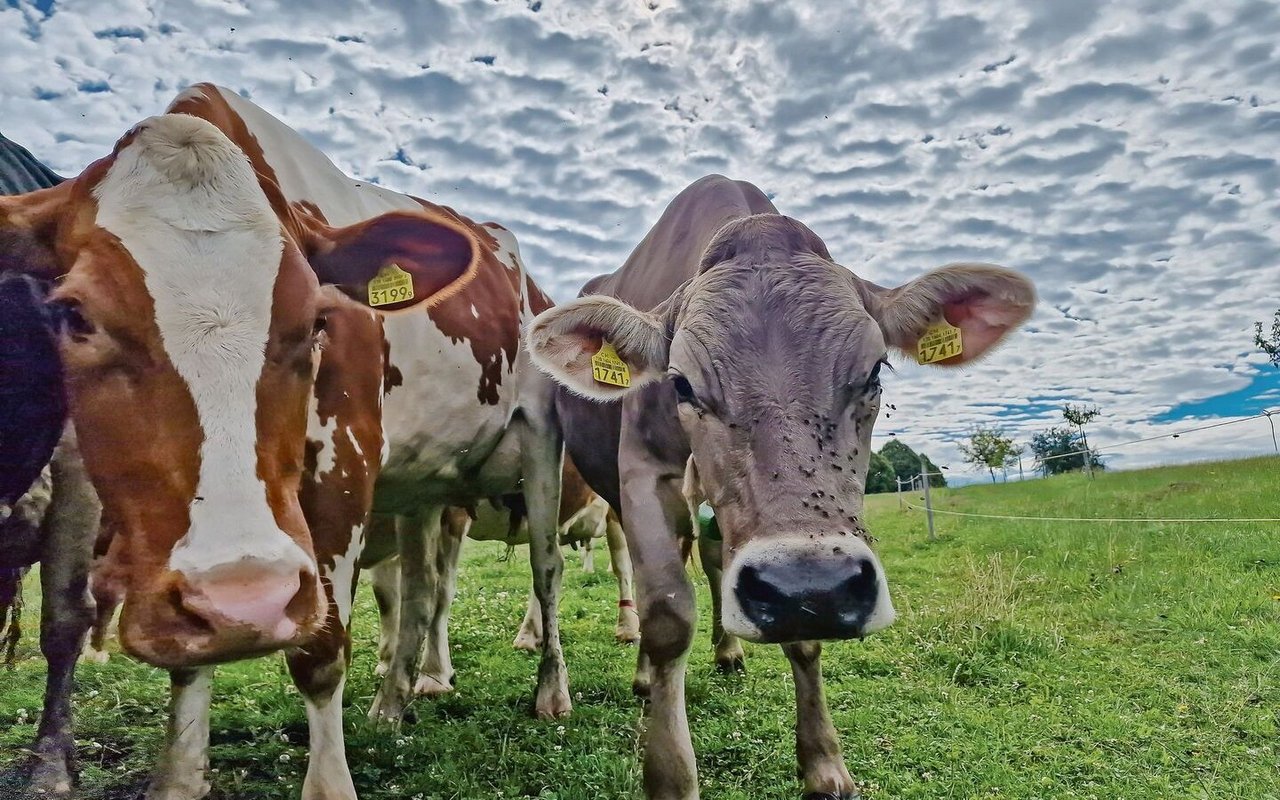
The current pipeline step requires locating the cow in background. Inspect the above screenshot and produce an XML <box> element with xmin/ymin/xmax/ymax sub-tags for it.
<box><xmin>0</xmin><ymin>134</ymin><xmax>103</xmax><ymax>798</ymax></box>
<box><xmin>528</xmin><ymin>174</ymin><xmax>1035</xmax><ymax>799</ymax></box>
<box><xmin>0</xmin><ymin>81</ymin><xmax>569</xmax><ymax>800</ymax></box>
<box><xmin>365</xmin><ymin>456</ymin><xmax>638</xmax><ymax>697</ymax></box>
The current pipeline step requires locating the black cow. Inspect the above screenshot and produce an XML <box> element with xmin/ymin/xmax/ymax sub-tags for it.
<box><xmin>0</xmin><ymin>133</ymin><xmax>101</xmax><ymax>798</ymax></box>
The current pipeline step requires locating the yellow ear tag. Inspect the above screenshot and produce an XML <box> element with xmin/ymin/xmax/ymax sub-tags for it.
<box><xmin>367</xmin><ymin>263</ymin><xmax>415</xmax><ymax>307</ymax></box>
<box><xmin>591</xmin><ymin>341</ymin><xmax>632</xmax><ymax>388</ymax></box>
<box><xmin>916</xmin><ymin>319</ymin><xmax>963</xmax><ymax>365</ymax></box>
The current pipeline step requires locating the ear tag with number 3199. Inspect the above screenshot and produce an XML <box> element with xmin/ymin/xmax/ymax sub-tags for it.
<box><xmin>916</xmin><ymin>319</ymin><xmax>963</xmax><ymax>365</ymax></box>
<box><xmin>591</xmin><ymin>341</ymin><xmax>631</xmax><ymax>388</ymax></box>
<box><xmin>367</xmin><ymin>263</ymin><xmax>415</xmax><ymax>307</ymax></box>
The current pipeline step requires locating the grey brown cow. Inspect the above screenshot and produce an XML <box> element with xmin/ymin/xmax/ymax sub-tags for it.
<box><xmin>527</xmin><ymin>175</ymin><xmax>1035</xmax><ymax>799</ymax></box>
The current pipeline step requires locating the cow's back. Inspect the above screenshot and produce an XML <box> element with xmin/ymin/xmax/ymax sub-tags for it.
<box><xmin>586</xmin><ymin>175</ymin><xmax>776</xmax><ymax>312</ymax></box>
<box><xmin>559</xmin><ymin>175</ymin><xmax>776</xmax><ymax>512</ymax></box>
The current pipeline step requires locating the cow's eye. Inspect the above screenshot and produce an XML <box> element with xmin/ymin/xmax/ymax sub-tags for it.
<box><xmin>48</xmin><ymin>298</ymin><xmax>95</xmax><ymax>343</ymax></box>
<box><xmin>670</xmin><ymin>373</ymin><xmax>698</xmax><ymax>406</ymax></box>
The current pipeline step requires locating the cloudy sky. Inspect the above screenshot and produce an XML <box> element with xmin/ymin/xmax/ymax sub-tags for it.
<box><xmin>2</xmin><ymin>0</ymin><xmax>1278</xmax><ymax>481</ymax></box>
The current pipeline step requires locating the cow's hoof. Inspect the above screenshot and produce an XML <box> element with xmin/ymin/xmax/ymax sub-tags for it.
<box><xmin>26</xmin><ymin>761</ymin><xmax>74</xmax><ymax>798</ymax></box>
<box><xmin>79</xmin><ymin>646</ymin><xmax>110</xmax><ymax>665</ymax></box>
<box><xmin>615</xmin><ymin>609</ymin><xmax>641</xmax><ymax>643</ymax></box>
<box><xmin>534</xmin><ymin>683</ymin><xmax>573</xmax><ymax>720</ymax></box>
<box><xmin>512</xmin><ymin>630</ymin><xmax>541</xmax><ymax>652</ymax></box>
<box><xmin>413</xmin><ymin>673</ymin><xmax>455</xmax><ymax>697</ymax></box>
<box><xmin>144</xmin><ymin>777</ymin><xmax>212</xmax><ymax>800</ymax></box>
<box><xmin>366</xmin><ymin>691</ymin><xmax>406</xmax><ymax>726</ymax></box>
<box><xmin>802</xmin><ymin>793</ymin><xmax>859</xmax><ymax>800</ymax></box>
<box><xmin>715</xmin><ymin>655</ymin><xmax>746</xmax><ymax>675</ymax></box>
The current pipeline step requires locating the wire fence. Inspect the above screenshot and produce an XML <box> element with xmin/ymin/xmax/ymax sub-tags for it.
<box><xmin>890</xmin><ymin>409</ymin><xmax>1280</xmax><ymax>536</ymax></box>
<box><xmin>1033</xmin><ymin>409</ymin><xmax>1278</xmax><ymax>466</ymax></box>
<box><xmin>901</xmin><ymin>502</ymin><xmax>1280</xmax><ymax>524</ymax></box>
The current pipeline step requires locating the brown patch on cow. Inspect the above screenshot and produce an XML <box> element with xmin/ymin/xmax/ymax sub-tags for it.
<box><xmin>301</xmin><ymin>294</ymin><xmax>384</xmax><ymax>579</ymax></box>
<box><xmin>381</xmin><ymin>329</ymin><xmax>403</xmax><ymax>395</ymax></box>
<box><xmin>401</xmin><ymin>200</ymin><xmax>531</xmax><ymax>405</ymax></box>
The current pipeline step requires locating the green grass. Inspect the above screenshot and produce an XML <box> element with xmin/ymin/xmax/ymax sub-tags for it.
<box><xmin>3</xmin><ymin>457</ymin><xmax>1279</xmax><ymax>799</ymax></box>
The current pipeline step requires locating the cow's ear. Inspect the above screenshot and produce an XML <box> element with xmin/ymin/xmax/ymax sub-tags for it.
<box><xmin>526</xmin><ymin>296</ymin><xmax>669</xmax><ymax>400</ymax></box>
<box><xmin>0</xmin><ymin>183</ymin><xmax>72</xmax><ymax>279</ymax></box>
<box><xmin>306</xmin><ymin>211</ymin><xmax>479</xmax><ymax>312</ymax></box>
<box><xmin>873</xmin><ymin>263</ymin><xmax>1035</xmax><ymax>366</ymax></box>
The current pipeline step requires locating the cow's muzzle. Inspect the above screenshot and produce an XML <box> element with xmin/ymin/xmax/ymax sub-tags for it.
<box><xmin>721</xmin><ymin>537</ymin><xmax>895</xmax><ymax>643</ymax></box>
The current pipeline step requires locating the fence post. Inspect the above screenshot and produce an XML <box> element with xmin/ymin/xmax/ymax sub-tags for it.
<box><xmin>920</xmin><ymin>455</ymin><xmax>936</xmax><ymax>541</ymax></box>
<box><xmin>1266</xmin><ymin>410</ymin><xmax>1278</xmax><ymax>455</ymax></box>
<box><xmin>896</xmin><ymin>477</ymin><xmax>904</xmax><ymax>511</ymax></box>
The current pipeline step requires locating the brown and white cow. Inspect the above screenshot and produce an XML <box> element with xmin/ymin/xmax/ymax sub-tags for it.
<box><xmin>527</xmin><ymin>175</ymin><xmax>1036</xmax><ymax>799</ymax></box>
<box><xmin>0</xmin><ymin>84</ymin><xmax>571</xmax><ymax>799</ymax></box>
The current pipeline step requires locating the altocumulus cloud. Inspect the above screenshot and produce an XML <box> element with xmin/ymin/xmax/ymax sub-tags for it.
<box><xmin>2</xmin><ymin>0</ymin><xmax>1279</xmax><ymax>474</ymax></box>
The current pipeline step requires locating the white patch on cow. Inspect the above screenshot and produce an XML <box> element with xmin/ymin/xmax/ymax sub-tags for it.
<box><xmin>301</xmin><ymin>674</ymin><xmax>356</xmax><ymax>799</ymax></box>
<box><xmin>93</xmin><ymin>115</ymin><xmax>312</xmax><ymax>580</ymax></box>
<box><xmin>312</xmin><ymin>416</ymin><xmax>339</xmax><ymax>478</ymax></box>
<box><xmin>328</xmin><ymin>525</ymin><xmax>364</xmax><ymax>626</ymax></box>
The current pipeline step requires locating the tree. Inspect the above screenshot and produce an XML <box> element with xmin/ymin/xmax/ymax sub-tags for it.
<box><xmin>958</xmin><ymin>426</ymin><xmax>1020</xmax><ymax>483</ymax></box>
<box><xmin>865</xmin><ymin>452</ymin><xmax>895</xmax><ymax>494</ymax></box>
<box><xmin>1028</xmin><ymin>426</ymin><xmax>1104</xmax><ymax>476</ymax></box>
<box><xmin>1062</xmin><ymin>403</ymin><xmax>1101</xmax><ymax>476</ymax></box>
<box><xmin>1256</xmin><ymin>310</ymin><xmax>1280</xmax><ymax>368</ymax></box>
<box><xmin>879</xmin><ymin>439</ymin><xmax>947</xmax><ymax>488</ymax></box>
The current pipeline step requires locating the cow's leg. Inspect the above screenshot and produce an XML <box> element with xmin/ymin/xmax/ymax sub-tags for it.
<box><xmin>783</xmin><ymin>641</ymin><xmax>857</xmax><ymax>799</ymax></box>
<box><xmin>414</xmin><ymin>508</ymin><xmax>465</xmax><ymax>696</ymax></box>
<box><xmin>80</xmin><ymin>581</ymin><xmax>118</xmax><ymax>664</ymax></box>
<box><xmin>605</xmin><ymin>511</ymin><xmax>640</xmax><ymax>644</ymax></box>
<box><xmin>146</xmin><ymin>667</ymin><xmax>214</xmax><ymax>800</ymax></box>
<box><xmin>30</xmin><ymin>428</ymin><xmax>98</xmax><ymax>797</ymax></box>
<box><xmin>520</xmin><ymin>424</ymin><xmax>570</xmax><ymax>719</ymax></box>
<box><xmin>289</xmin><ymin>574</ymin><xmax>358</xmax><ymax>800</ymax></box>
<box><xmin>369</xmin><ymin>556</ymin><xmax>399</xmax><ymax>678</ymax></box>
<box><xmin>580</xmin><ymin>537</ymin><xmax>596</xmax><ymax>573</ymax></box>
<box><xmin>622</xmin><ymin>469</ymin><xmax>699</xmax><ymax>799</ymax></box>
<box><xmin>696</xmin><ymin>535</ymin><xmax>744</xmax><ymax>674</ymax></box>
<box><xmin>513</xmin><ymin>586</ymin><xmax>542</xmax><ymax>651</ymax></box>
<box><xmin>370</xmin><ymin>510</ymin><xmax>441</xmax><ymax>723</ymax></box>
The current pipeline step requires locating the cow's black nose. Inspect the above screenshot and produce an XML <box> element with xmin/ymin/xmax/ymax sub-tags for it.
<box><xmin>733</xmin><ymin>552</ymin><xmax>880</xmax><ymax>643</ymax></box>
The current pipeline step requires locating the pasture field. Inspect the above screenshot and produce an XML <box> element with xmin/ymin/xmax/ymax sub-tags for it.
<box><xmin>2</xmin><ymin>456</ymin><xmax>1279</xmax><ymax>799</ymax></box>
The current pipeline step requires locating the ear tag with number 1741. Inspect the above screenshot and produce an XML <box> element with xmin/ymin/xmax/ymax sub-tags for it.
<box><xmin>591</xmin><ymin>341</ymin><xmax>631</xmax><ymax>387</ymax></box>
<box><xmin>916</xmin><ymin>319</ymin><xmax>963</xmax><ymax>365</ymax></box>
<box><xmin>368</xmin><ymin>263</ymin><xmax>415</xmax><ymax>307</ymax></box>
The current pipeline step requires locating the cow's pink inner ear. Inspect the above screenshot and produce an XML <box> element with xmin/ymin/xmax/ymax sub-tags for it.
<box><xmin>309</xmin><ymin>212</ymin><xmax>479</xmax><ymax>311</ymax></box>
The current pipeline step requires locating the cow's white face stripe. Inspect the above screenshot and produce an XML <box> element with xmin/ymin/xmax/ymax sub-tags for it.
<box><xmin>93</xmin><ymin>114</ymin><xmax>309</xmax><ymax>575</ymax></box>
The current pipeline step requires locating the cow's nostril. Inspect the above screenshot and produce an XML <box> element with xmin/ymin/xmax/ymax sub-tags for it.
<box><xmin>738</xmin><ymin>563</ymin><xmax>787</xmax><ymax>605</ymax></box>
<box><xmin>285</xmin><ymin>568</ymin><xmax>318</xmax><ymax>622</ymax></box>
<box><xmin>840</xmin><ymin>558</ymin><xmax>878</xmax><ymax>604</ymax></box>
<box><xmin>170</xmin><ymin>584</ymin><xmax>216</xmax><ymax>635</ymax></box>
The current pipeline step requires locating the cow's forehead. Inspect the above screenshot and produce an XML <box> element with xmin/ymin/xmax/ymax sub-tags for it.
<box><xmin>676</xmin><ymin>258</ymin><xmax>885</xmax><ymax>375</ymax></box>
